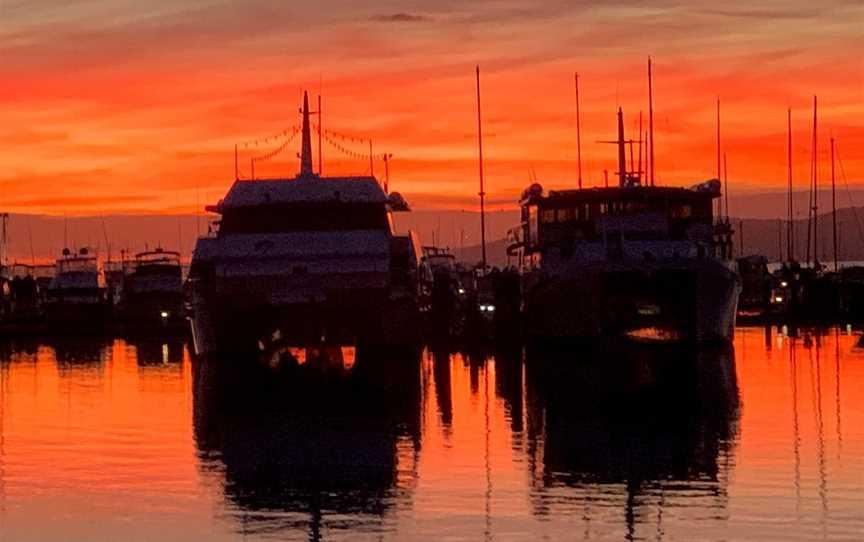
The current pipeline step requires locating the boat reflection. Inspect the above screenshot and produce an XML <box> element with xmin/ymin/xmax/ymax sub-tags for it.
<box><xmin>127</xmin><ymin>337</ymin><xmax>185</xmax><ymax>366</ymax></box>
<box><xmin>522</xmin><ymin>343</ymin><xmax>740</xmax><ymax>536</ymax></box>
<box><xmin>192</xmin><ymin>346</ymin><xmax>422</xmax><ymax>538</ymax></box>
<box><xmin>45</xmin><ymin>336</ymin><xmax>112</xmax><ymax>368</ymax></box>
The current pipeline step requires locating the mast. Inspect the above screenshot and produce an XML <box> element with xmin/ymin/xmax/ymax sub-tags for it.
<box><xmin>617</xmin><ymin>108</ymin><xmax>627</xmax><ymax>187</ymax></box>
<box><xmin>831</xmin><ymin>137</ymin><xmax>838</xmax><ymax>272</ymax></box>
<box><xmin>476</xmin><ymin>66</ymin><xmax>487</xmax><ymax>270</ymax></box>
<box><xmin>648</xmin><ymin>57</ymin><xmax>655</xmax><ymax>186</ymax></box>
<box><xmin>0</xmin><ymin>213</ymin><xmax>7</xmax><ymax>269</ymax></box>
<box><xmin>778</xmin><ymin>219</ymin><xmax>783</xmax><ymax>262</ymax></box>
<box><xmin>717</xmin><ymin>98</ymin><xmax>722</xmax><ymax>219</ymax></box>
<box><xmin>317</xmin><ymin>94</ymin><xmax>323</xmax><ymax>175</ymax></box>
<box><xmin>787</xmin><ymin>109</ymin><xmax>794</xmax><ymax>261</ymax></box>
<box><xmin>234</xmin><ymin>144</ymin><xmax>239</xmax><ymax>180</ymax></box>
<box><xmin>811</xmin><ymin>96</ymin><xmax>818</xmax><ymax>266</ymax></box>
<box><xmin>299</xmin><ymin>91</ymin><xmax>314</xmax><ymax>176</ymax></box>
<box><xmin>637</xmin><ymin>112</ymin><xmax>643</xmax><ymax>184</ymax></box>
<box><xmin>724</xmin><ymin>153</ymin><xmax>730</xmax><ymax>223</ymax></box>
<box><xmin>575</xmin><ymin>72</ymin><xmax>583</xmax><ymax>188</ymax></box>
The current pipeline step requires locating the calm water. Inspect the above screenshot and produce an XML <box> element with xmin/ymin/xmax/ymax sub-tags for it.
<box><xmin>0</xmin><ymin>330</ymin><xmax>862</xmax><ymax>541</ymax></box>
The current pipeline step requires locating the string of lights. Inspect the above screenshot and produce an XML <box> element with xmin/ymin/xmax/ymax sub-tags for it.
<box><xmin>251</xmin><ymin>130</ymin><xmax>299</xmax><ymax>163</ymax></box>
<box><xmin>238</xmin><ymin>126</ymin><xmax>300</xmax><ymax>149</ymax></box>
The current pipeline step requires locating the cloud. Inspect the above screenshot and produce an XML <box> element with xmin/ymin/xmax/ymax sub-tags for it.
<box><xmin>372</xmin><ymin>13</ymin><xmax>430</xmax><ymax>23</ymax></box>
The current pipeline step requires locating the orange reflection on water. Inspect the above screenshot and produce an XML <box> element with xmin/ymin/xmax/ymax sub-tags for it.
<box><xmin>0</xmin><ymin>329</ymin><xmax>862</xmax><ymax>541</ymax></box>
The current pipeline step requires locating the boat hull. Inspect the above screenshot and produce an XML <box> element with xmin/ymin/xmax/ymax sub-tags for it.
<box><xmin>524</xmin><ymin>259</ymin><xmax>741</xmax><ymax>344</ymax></box>
<box><xmin>190</xmin><ymin>289</ymin><xmax>421</xmax><ymax>356</ymax></box>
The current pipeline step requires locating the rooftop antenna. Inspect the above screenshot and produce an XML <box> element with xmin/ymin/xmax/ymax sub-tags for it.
<box><xmin>575</xmin><ymin>72</ymin><xmax>583</xmax><ymax>188</ymax></box>
<box><xmin>787</xmin><ymin>109</ymin><xmax>794</xmax><ymax>261</ymax></box>
<box><xmin>299</xmin><ymin>91</ymin><xmax>314</xmax><ymax>176</ymax></box>
<box><xmin>648</xmin><ymin>57</ymin><xmax>656</xmax><ymax>186</ymax></box>
<box><xmin>831</xmin><ymin>137</ymin><xmax>838</xmax><ymax>272</ymax></box>
<box><xmin>476</xmin><ymin>65</ymin><xmax>487</xmax><ymax>270</ymax></box>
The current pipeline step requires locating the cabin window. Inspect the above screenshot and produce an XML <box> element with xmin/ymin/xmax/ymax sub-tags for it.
<box><xmin>625</xmin><ymin>201</ymin><xmax>649</xmax><ymax>213</ymax></box>
<box><xmin>578</xmin><ymin>203</ymin><xmax>591</xmax><ymax>222</ymax></box>
<box><xmin>557</xmin><ymin>208</ymin><xmax>573</xmax><ymax>222</ymax></box>
<box><xmin>599</xmin><ymin>203</ymin><xmax>608</xmax><ymax>215</ymax></box>
<box><xmin>541</xmin><ymin>209</ymin><xmax>556</xmax><ymax>224</ymax></box>
<box><xmin>671</xmin><ymin>204</ymin><xmax>692</xmax><ymax>219</ymax></box>
<box><xmin>528</xmin><ymin>206</ymin><xmax>538</xmax><ymax>244</ymax></box>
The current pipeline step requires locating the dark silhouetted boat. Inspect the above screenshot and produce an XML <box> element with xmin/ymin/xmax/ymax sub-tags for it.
<box><xmin>509</xmin><ymin>108</ymin><xmax>740</xmax><ymax>343</ymax></box>
<box><xmin>188</xmin><ymin>91</ymin><xmax>422</xmax><ymax>355</ymax></box>
<box><xmin>119</xmin><ymin>248</ymin><xmax>184</xmax><ymax>326</ymax></box>
<box><xmin>44</xmin><ymin>247</ymin><xmax>110</xmax><ymax>326</ymax></box>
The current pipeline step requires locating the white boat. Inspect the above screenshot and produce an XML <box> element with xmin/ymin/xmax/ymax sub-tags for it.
<box><xmin>188</xmin><ymin>92</ymin><xmax>423</xmax><ymax>355</ymax></box>
<box><xmin>508</xmin><ymin>109</ymin><xmax>740</xmax><ymax>343</ymax></box>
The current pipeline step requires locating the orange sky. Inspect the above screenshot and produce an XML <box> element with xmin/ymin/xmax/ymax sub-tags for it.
<box><xmin>1</xmin><ymin>1</ymin><xmax>862</xmax><ymax>215</ymax></box>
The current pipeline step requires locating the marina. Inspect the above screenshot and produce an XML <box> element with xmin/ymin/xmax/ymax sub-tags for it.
<box><xmin>2</xmin><ymin>1</ymin><xmax>863</xmax><ymax>539</ymax></box>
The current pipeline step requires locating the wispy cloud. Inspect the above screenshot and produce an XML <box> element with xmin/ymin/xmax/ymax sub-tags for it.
<box><xmin>372</xmin><ymin>13</ymin><xmax>430</xmax><ymax>23</ymax></box>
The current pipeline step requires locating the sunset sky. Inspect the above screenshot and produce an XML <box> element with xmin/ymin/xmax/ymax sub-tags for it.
<box><xmin>1</xmin><ymin>0</ymin><xmax>861</xmax><ymax>215</ymax></box>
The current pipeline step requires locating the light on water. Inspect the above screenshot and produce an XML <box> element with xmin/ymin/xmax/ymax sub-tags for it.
<box><xmin>0</xmin><ymin>329</ymin><xmax>862</xmax><ymax>541</ymax></box>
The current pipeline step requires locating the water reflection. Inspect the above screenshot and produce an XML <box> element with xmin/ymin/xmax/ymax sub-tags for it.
<box><xmin>523</xmin><ymin>344</ymin><xmax>739</xmax><ymax>539</ymax></box>
<box><xmin>192</xmin><ymin>347</ymin><xmax>422</xmax><ymax>539</ymax></box>
<box><xmin>0</xmin><ymin>330</ymin><xmax>862</xmax><ymax>540</ymax></box>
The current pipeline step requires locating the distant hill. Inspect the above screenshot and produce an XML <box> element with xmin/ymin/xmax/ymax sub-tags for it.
<box><xmin>3</xmin><ymin>205</ymin><xmax>863</xmax><ymax>266</ymax></box>
<box><xmin>727</xmin><ymin>189</ymin><xmax>864</xmax><ymax>220</ymax></box>
<box><xmin>456</xmin><ymin>207</ymin><xmax>864</xmax><ymax>267</ymax></box>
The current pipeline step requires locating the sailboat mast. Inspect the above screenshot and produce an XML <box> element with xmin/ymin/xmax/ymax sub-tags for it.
<box><xmin>637</xmin><ymin>112</ymin><xmax>643</xmax><ymax>184</ymax></box>
<box><xmin>318</xmin><ymin>94</ymin><xmax>323</xmax><ymax>175</ymax></box>
<box><xmin>575</xmin><ymin>72</ymin><xmax>583</xmax><ymax>189</ymax></box>
<box><xmin>724</xmin><ymin>153</ymin><xmax>730</xmax><ymax>223</ymax></box>
<box><xmin>617</xmin><ymin>108</ymin><xmax>627</xmax><ymax>187</ymax></box>
<box><xmin>812</xmin><ymin>96</ymin><xmax>819</xmax><ymax>266</ymax></box>
<box><xmin>787</xmin><ymin>109</ymin><xmax>794</xmax><ymax>261</ymax></box>
<box><xmin>831</xmin><ymin>137</ymin><xmax>838</xmax><ymax>272</ymax></box>
<box><xmin>648</xmin><ymin>57</ymin><xmax>655</xmax><ymax>186</ymax></box>
<box><xmin>476</xmin><ymin>66</ymin><xmax>487</xmax><ymax>269</ymax></box>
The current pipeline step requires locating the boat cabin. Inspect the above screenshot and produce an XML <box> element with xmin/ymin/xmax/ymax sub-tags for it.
<box><xmin>207</xmin><ymin>177</ymin><xmax>408</xmax><ymax>237</ymax></box>
<box><xmin>513</xmin><ymin>180</ymin><xmax>730</xmax><ymax>268</ymax></box>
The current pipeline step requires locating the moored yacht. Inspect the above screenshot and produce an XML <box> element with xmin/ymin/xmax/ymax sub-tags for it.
<box><xmin>508</xmin><ymin>109</ymin><xmax>740</xmax><ymax>343</ymax></box>
<box><xmin>119</xmin><ymin>248</ymin><xmax>184</xmax><ymax>325</ymax></box>
<box><xmin>188</xmin><ymin>92</ymin><xmax>423</xmax><ymax>355</ymax></box>
<box><xmin>44</xmin><ymin>247</ymin><xmax>110</xmax><ymax>325</ymax></box>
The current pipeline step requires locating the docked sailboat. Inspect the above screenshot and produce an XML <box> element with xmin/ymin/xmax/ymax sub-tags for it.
<box><xmin>188</xmin><ymin>92</ymin><xmax>423</xmax><ymax>355</ymax></box>
<box><xmin>44</xmin><ymin>247</ymin><xmax>110</xmax><ymax>325</ymax></box>
<box><xmin>508</xmin><ymin>108</ymin><xmax>740</xmax><ymax>343</ymax></box>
